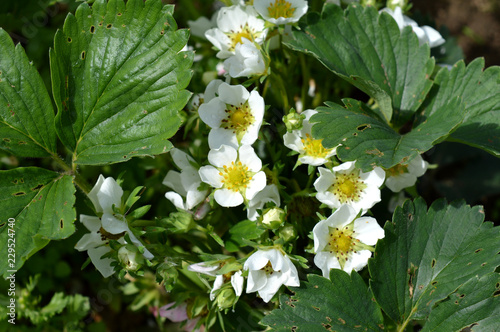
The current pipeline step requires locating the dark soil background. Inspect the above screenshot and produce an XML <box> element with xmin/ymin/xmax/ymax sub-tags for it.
<box><xmin>413</xmin><ymin>0</ymin><xmax>500</xmax><ymax>66</ymax></box>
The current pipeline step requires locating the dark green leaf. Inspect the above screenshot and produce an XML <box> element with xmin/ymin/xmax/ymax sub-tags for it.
<box><xmin>420</xmin><ymin>58</ymin><xmax>500</xmax><ymax>156</ymax></box>
<box><xmin>225</xmin><ymin>220</ymin><xmax>265</xmax><ymax>252</ymax></box>
<box><xmin>311</xmin><ymin>98</ymin><xmax>463</xmax><ymax>170</ymax></box>
<box><xmin>368</xmin><ymin>198</ymin><xmax>500</xmax><ymax>326</ymax></box>
<box><xmin>261</xmin><ymin>271</ymin><xmax>384</xmax><ymax>331</ymax></box>
<box><xmin>0</xmin><ymin>167</ymin><xmax>76</xmax><ymax>277</ymax></box>
<box><xmin>0</xmin><ymin>29</ymin><xmax>57</xmax><ymax>157</ymax></box>
<box><xmin>422</xmin><ymin>273</ymin><xmax>500</xmax><ymax>332</ymax></box>
<box><xmin>288</xmin><ymin>4</ymin><xmax>434</xmax><ymax>124</ymax></box>
<box><xmin>50</xmin><ymin>0</ymin><xmax>192</xmax><ymax>165</ymax></box>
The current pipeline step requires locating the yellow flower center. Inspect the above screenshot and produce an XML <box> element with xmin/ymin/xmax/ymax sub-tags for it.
<box><xmin>301</xmin><ymin>133</ymin><xmax>330</xmax><ymax>159</ymax></box>
<box><xmin>329</xmin><ymin>171</ymin><xmax>367</xmax><ymax>203</ymax></box>
<box><xmin>226</xmin><ymin>24</ymin><xmax>258</xmax><ymax>51</ymax></box>
<box><xmin>221</xmin><ymin>102</ymin><xmax>255</xmax><ymax>142</ymax></box>
<box><xmin>386</xmin><ymin>163</ymin><xmax>409</xmax><ymax>177</ymax></box>
<box><xmin>219</xmin><ymin>161</ymin><xmax>253</xmax><ymax>192</ymax></box>
<box><xmin>261</xmin><ymin>261</ymin><xmax>279</xmax><ymax>275</ymax></box>
<box><xmin>324</xmin><ymin>224</ymin><xmax>360</xmax><ymax>269</ymax></box>
<box><xmin>267</xmin><ymin>0</ymin><xmax>296</xmax><ymax>19</ymax></box>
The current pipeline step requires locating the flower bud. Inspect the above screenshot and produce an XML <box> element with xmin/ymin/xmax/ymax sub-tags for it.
<box><xmin>279</xmin><ymin>224</ymin><xmax>297</xmax><ymax>243</ymax></box>
<box><xmin>216</xmin><ymin>288</ymin><xmax>237</xmax><ymax>310</ymax></box>
<box><xmin>283</xmin><ymin>110</ymin><xmax>305</xmax><ymax>132</ymax></box>
<box><xmin>260</xmin><ymin>207</ymin><xmax>285</xmax><ymax>230</ymax></box>
<box><xmin>118</xmin><ymin>245</ymin><xmax>144</xmax><ymax>271</ymax></box>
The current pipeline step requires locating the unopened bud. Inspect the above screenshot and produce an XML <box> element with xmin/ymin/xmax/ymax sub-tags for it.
<box><xmin>279</xmin><ymin>224</ymin><xmax>297</xmax><ymax>243</ymax></box>
<box><xmin>283</xmin><ymin>109</ymin><xmax>305</xmax><ymax>132</ymax></box>
<box><xmin>260</xmin><ymin>207</ymin><xmax>285</xmax><ymax>230</ymax></box>
<box><xmin>216</xmin><ymin>288</ymin><xmax>237</xmax><ymax>310</ymax></box>
<box><xmin>118</xmin><ymin>245</ymin><xmax>143</xmax><ymax>271</ymax></box>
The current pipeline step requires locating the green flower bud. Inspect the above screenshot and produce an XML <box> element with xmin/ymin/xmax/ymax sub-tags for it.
<box><xmin>260</xmin><ymin>207</ymin><xmax>285</xmax><ymax>230</ymax></box>
<box><xmin>118</xmin><ymin>245</ymin><xmax>144</xmax><ymax>271</ymax></box>
<box><xmin>160</xmin><ymin>211</ymin><xmax>195</xmax><ymax>233</ymax></box>
<box><xmin>279</xmin><ymin>224</ymin><xmax>297</xmax><ymax>243</ymax></box>
<box><xmin>283</xmin><ymin>109</ymin><xmax>305</xmax><ymax>132</ymax></box>
<box><xmin>216</xmin><ymin>288</ymin><xmax>237</xmax><ymax>310</ymax></box>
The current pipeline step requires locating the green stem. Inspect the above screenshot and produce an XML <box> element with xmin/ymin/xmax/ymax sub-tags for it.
<box><xmin>50</xmin><ymin>153</ymin><xmax>92</xmax><ymax>195</ymax></box>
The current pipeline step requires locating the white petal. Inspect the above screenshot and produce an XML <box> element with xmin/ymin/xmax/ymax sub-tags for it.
<box><xmin>245</xmin><ymin>171</ymin><xmax>267</xmax><ymax>200</ymax></box>
<box><xmin>203</xmin><ymin>79</ymin><xmax>224</xmax><ymax>102</ymax></box>
<box><xmin>299</xmin><ymin>155</ymin><xmax>328</xmax><ymax>166</ymax></box>
<box><xmin>283</xmin><ymin>131</ymin><xmax>303</xmax><ymax>153</ymax></box>
<box><xmin>313</xmin><ymin>218</ymin><xmax>330</xmax><ymax>252</ymax></box>
<box><xmin>385</xmin><ymin>173</ymin><xmax>417</xmax><ymax>192</ymax></box>
<box><xmin>244</xmin><ymin>249</ymin><xmax>273</xmax><ymax>271</ymax></box>
<box><xmin>126</xmin><ymin>230</ymin><xmax>154</xmax><ymax>260</ymax></box>
<box><xmin>208</xmin><ymin>144</ymin><xmax>238</xmax><ymax>168</ymax></box>
<box><xmin>170</xmin><ymin>148</ymin><xmax>196</xmax><ymax>171</ymax></box>
<box><xmin>315</xmin><ymin>191</ymin><xmax>339</xmax><ymax>210</ymax></box>
<box><xmin>199</xmin><ymin>166</ymin><xmax>223</xmax><ymax>188</ymax></box>
<box><xmin>75</xmin><ymin>232</ymin><xmax>105</xmax><ymax>251</ymax></box>
<box><xmin>282</xmin><ymin>256</ymin><xmax>300</xmax><ymax>287</ymax></box>
<box><xmin>88</xmin><ymin>175</ymin><xmax>105</xmax><ymax>212</ymax></box>
<box><xmin>353</xmin><ymin>217</ymin><xmax>385</xmax><ymax>245</ymax></box>
<box><xmin>163</xmin><ymin>171</ymin><xmax>187</xmax><ymax>197</ymax></box>
<box><xmin>422</xmin><ymin>25</ymin><xmax>445</xmax><ymax>48</ymax></box>
<box><xmin>332</xmin><ymin>161</ymin><xmax>356</xmax><ymax>173</ymax></box>
<box><xmin>257</xmin><ymin>273</ymin><xmax>282</xmax><ymax>302</ymax></box>
<box><xmin>80</xmin><ymin>215</ymin><xmax>102</xmax><ymax>232</ymax></box>
<box><xmin>214</xmin><ymin>189</ymin><xmax>244</xmax><ymax>207</ymax></box>
<box><xmin>231</xmin><ymin>271</ymin><xmax>244</xmax><ymax>296</ymax></box>
<box><xmin>210</xmin><ymin>275</ymin><xmax>224</xmax><ymax>301</ymax></box>
<box><xmin>361</xmin><ymin>167</ymin><xmax>385</xmax><ymax>188</ymax></box>
<box><xmin>343</xmin><ymin>250</ymin><xmax>372</xmax><ymax>274</ymax></box>
<box><xmin>246</xmin><ymin>269</ymin><xmax>267</xmax><ymax>293</ymax></box>
<box><xmin>96</xmin><ymin>177</ymin><xmax>123</xmax><ymax>213</ymax></box>
<box><xmin>185</xmin><ymin>188</ymin><xmax>208</xmax><ymax>210</ymax></box>
<box><xmin>218</xmin><ymin>83</ymin><xmax>249</xmax><ymax>106</ymax></box>
<box><xmin>101</xmin><ymin>214</ymin><xmax>129</xmax><ymax>234</ymax></box>
<box><xmin>247</xmin><ymin>184</ymin><xmax>281</xmax><ymax>221</ymax></box>
<box><xmin>165</xmin><ymin>192</ymin><xmax>187</xmax><ymax>210</ymax></box>
<box><xmin>314</xmin><ymin>167</ymin><xmax>335</xmax><ymax>192</ymax></box>
<box><xmin>198</xmin><ymin>98</ymin><xmax>227</xmax><ymax>129</ymax></box>
<box><xmin>87</xmin><ymin>246</ymin><xmax>115</xmax><ymax>278</ymax></box>
<box><xmin>408</xmin><ymin>154</ymin><xmax>428</xmax><ymax>177</ymax></box>
<box><xmin>188</xmin><ymin>262</ymin><xmax>219</xmax><ymax>276</ymax></box>
<box><xmin>314</xmin><ymin>251</ymin><xmax>341</xmax><ymax>278</ymax></box>
<box><xmin>302</xmin><ymin>109</ymin><xmax>318</xmax><ymax>121</ymax></box>
<box><xmin>208</xmin><ymin>128</ymin><xmax>238</xmax><ymax>150</ymax></box>
<box><xmin>239</xmin><ymin>145</ymin><xmax>263</xmax><ymax>172</ymax></box>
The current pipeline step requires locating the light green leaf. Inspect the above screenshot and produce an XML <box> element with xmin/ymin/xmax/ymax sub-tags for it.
<box><xmin>225</xmin><ymin>220</ymin><xmax>265</xmax><ymax>252</ymax></box>
<box><xmin>261</xmin><ymin>271</ymin><xmax>384</xmax><ymax>331</ymax></box>
<box><xmin>311</xmin><ymin>98</ymin><xmax>463</xmax><ymax>171</ymax></box>
<box><xmin>0</xmin><ymin>167</ymin><xmax>76</xmax><ymax>277</ymax></box>
<box><xmin>368</xmin><ymin>198</ymin><xmax>500</xmax><ymax>327</ymax></box>
<box><xmin>422</xmin><ymin>273</ymin><xmax>500</xmax><ymax>332</ymax></box>
<box><xmin>287</xmin><ymin>4</ymin><xmax>434</xmax><ymax>124</ymax></box>
<box><xmin>420</xmin><ymin>58</ymin><xmax>500</xmax><ymax>156</ymax></box>
<box><xmin>50</xmin><ymin>0</ymin><xmax>192</xmax><ymax>165</ymax></box>
<box><xmin>0</xmin><ymin>29</ymin><xmax>57</xmax><ymax>157</ymax></box>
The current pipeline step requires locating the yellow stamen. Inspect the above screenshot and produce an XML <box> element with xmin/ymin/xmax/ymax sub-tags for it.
<box><xmin>329</xmin><ymin>171</ymin><xmax>367</xmax><ymax>203</ymax></box>
<box><xmin>267</xmin><ymin>0</ymin><xmax>296</xmax><ymax>19</ymax></box>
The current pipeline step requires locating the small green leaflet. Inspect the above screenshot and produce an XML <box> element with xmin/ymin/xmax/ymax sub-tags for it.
<box><xmin>50</xmin><ymin>0</ymin><xmax>193</xmax><ymax>165</ymax></box>
<box><xmin>368</xmin><ymin>198</ymin><xmax>500</xmax><ymax>326</ymax></box>
<box><xmin>311</xmin><ymin>98</ymin><xmax>463</xmax><ymax>171</ymax></box>
<box><xmin>261</xmin><ymin>270</ymin><xmax>384</xmax><ymax>331</ymax></box>
<box><xmin>287</xmin><ymin>3</ymin><xmax>434</xmax><ymax>125</ymax></box>
<box><xmin>0</xmin><ymin>167</ymin><xmax>76</xmax><ymax>277</ymax></box>
<box><xmin>419</xmin><ymin>58</ymin><xmax>500</xmax><ymax>156</ymax></box>
<box><xmin>0</xmin><ymin>29</ymin><xmax>57</xmax><ymax>158</ymax></box>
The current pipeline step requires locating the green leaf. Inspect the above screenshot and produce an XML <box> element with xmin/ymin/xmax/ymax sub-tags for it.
<box><xmin>311</xmin><ymin>98</ymin><xmax>463</xmax><ymax>170</ymax></box>
<box><xmin>421</xmin><ymin>58</ymin><xmax>500</xmax><ymax>156</ymax></box>
<box><xmin>0</xmin><ymin>167</ymin><xmax>76</xmax><ymax>277</ymax></box>
<box><xmin>0</xmin><ymin>28</ymin><xmax>57</xmax><ymax>157</ymax></box>
<box><xmin>261</xmin><ymin>271</ymin><xmax>384</xmax><ymax>331</ymax></box>
<box><xmin>368</xmin><ymin>198</ymin><xmax>500</xmax><ymax>327</ymax></box>
<box><xmin>225</xmin><ymin>220</ymin><xmax>265</xmax><ymax>252</ymax></box>
<box><xmin>50</xmin><ymin>0</ymin><xmax>192</xmax><ymax>165</ymax></box>
<box><xmin>287</xmin><ymin>4</ymin><xmax>434</xmax><ymax>124</ymax></box>
<box><xmin>422</xmin><ymin>273</ymin><xmax>500</xmax><ymax>332</ymax></box>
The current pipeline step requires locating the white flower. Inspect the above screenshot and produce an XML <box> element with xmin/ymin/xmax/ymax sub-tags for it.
<box><xmin>253</xmin><ymin>0</ymin><xmax>308</xmax><ymax>25</ymax></box>
<box><xmin>314</xmin><ymin>162</ymin><xmax>385</xmax><ymax>215</ymax></box>
<box><xmin>381</xmin><ymin>6</ymin><xmax>445</xmax><ymax>48</ymax></box>
<box><xmin>313</xmin><ymin>204</ymin><xmax>384</xmax><ymax>277</ymax></box>
<box><xmin>205</xmin><ymin>5</ymin><xmax>268</xmax><ymax>59</ymax></box>
<box><xmin>163</xmin><ymin>148</ymin><xmax>209</xmax><ymax>211</ymax></box>
<box><xmin>76</xmin><ymin>175</ymin><xmax>154</xmax><ymax>276</ymax></box>
<box><xmin>75</xmin><ymin>215</ymin><xmax>125</xmax><ymax>278</ymax></box>
<box><xmin>283</xmin><ymin>109</ymin><xmax>337</xmax><ymax>166</ymax></box>
<box><xmin>187</xmin><ymin>13</ymin><xmax>217</xmax><ymax>39</ymax></box>
<box><xmin>187</xmin><ymin>262</ymin><xmax>219</xmax><ymax>277</ymax></box>
<box><xmin>385</xmin><ymin>154</ymin><xmax>428</xmax><ymax>192</ymax></box>
<box><xmin>247</xmin><ymin>184</ymin><xmax>281</xmax><ymax>221</ymax></box>
<box><xmin>198</xmin><ymin>82</ymin><xmax>265</xmax><ymax>149</ymax></box>
<box><xmin>199</xmin><ymin>145</ymin><xmax>266</xmax><ymax>207</ymax></box>
<box><xmin>244</xmin><ymin>248</ymin><xmax>299</xmax><ymax>302</ymax></box>
<box><xmin>223</xmin><ymin>40</ymin><xmax>267</xmax><ymax>78</ymax></box>
<box><xmin>210</xmin><ymin>270</ymin><xmax>244</xmax><ymax>300</ymax></box>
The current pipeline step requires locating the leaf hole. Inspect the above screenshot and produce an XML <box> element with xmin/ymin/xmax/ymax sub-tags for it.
<box><xmin>60</xmin><ymin>219</ymin><xmax>64</xmax><ymax>228</ymax></box>
<box><xmin>106</xmin><ymin>23</ymin><xmax>112</xmax><ymax>29</ymax></box>
<box><xmin>459</xmin><ymin>294</ymin><xmax>465</xmax><ymax>298</ymax></box>
<box><xmin>496</xmin><ymin>282</ymin><xmax>500</xmax><ymax>289</ymax></box>
<box><xmin>291</xmin><ymin>327</ymin><xmax>297</xmax><ymax>332</ymax></box>
<box><xmin>0</xmin><ymin>223</ymin><xmax>5</xmax><ymax>228</ymax></box>
<box><xmin>312</xmin><ymin>306</ymin><xmax>320</xmax><ymax>311</ymax></box>
<box><xmin>81</xmin><ymin>51</ymin><xmax>86</xmax><ymax>60</ymax></box>
<box><xmin>13</xmin><ymin>192</ymin><xmax>26</xmax><ymax>196</ymax></box>
<box><xmin>481</xmin><ymin>262</ymin><xmax>487</xmax><ymax>267</ymax></box>
<box><xmin>160</xmin><ymin>29</ymin><xmax>164</xmax><ymax>35</ymax></box>
<box><xmin>18</xmin><ymin>141</ymin><xmax>27</xmax><ymax>145</ymax></box>
<box><xmin>3</xmin><ymin>138</ymin><xmax>11</xmax><ymax>142</ymax></box>
<box><xmin>90</xmin><ymin>25</ymin><xmax>95</xmax><ymax>33</ymax></box>
<box><xmin>31</xmin><ymin>184</ymin><xmax>44</xmax><ymax>191</ymax></box>
<box><xmin>98</xmin><ymin>21</ymin><xmax>103</xmax><ymax>27</ymax></box>
<box><xmin>431</xmin><ymin>259</ymin><xmax>436</xmax><ymax>268</ymax></box>
<box><xmin>117</xmin><ymin>12</ymin><xmax>122</xmax><ymax>16</ymax></box>
<box><xmin>322</xmin><ymin>323</ymin><xmax>332</xmax><ymax>330</ymax></box>
<box><xmin>475</xmin><ymin>248</ymin><xmax>483</xmax><ymax>253</ymax></box>
<box><xmin>431</xmin><ymin>281</ymin><xmax>438</xmax><ymax>286</ymax></box>
<box><xmin>455</xmin><ymin>300</ymin><xmax>459</xmax><ymax>305</ymax></box>
<box><xmin>67</xmin><ymin>37</ymin><xmax>72</xmax><ymax>43</ymax></box>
